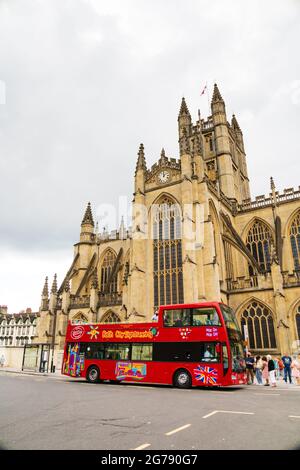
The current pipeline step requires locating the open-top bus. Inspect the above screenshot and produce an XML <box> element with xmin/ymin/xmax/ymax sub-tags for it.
<box><xmin>62</xmin><ymin>302</ymin><xmax>247</xmax><ymax>387</ymax></box>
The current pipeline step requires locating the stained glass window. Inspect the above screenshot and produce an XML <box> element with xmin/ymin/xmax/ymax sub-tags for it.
<box><xmin>153</xmin><ymin>198</ymin><xmax>183</xmax><ymax>309</ymax></box>
<box><xmin>240</xmin><ymin>301</ymin><xmax>276</xmax><ymax>350</ymax></box>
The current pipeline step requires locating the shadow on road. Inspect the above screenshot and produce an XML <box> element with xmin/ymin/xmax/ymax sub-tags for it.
<box><xmin>67</xmin><ymin>379</ymin><xmax>246</xmax><ymax>392</ymax></box>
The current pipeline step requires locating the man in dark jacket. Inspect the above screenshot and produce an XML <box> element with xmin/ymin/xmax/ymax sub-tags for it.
<box><xmin>281</xmin><ymin>353</ymin><xmax>292</xmax><ymax>384</ymax></box>
<box><xmin>246</xmin><ymin>352</ymin><xmax>255</xmax><ymax>384</ymax></box>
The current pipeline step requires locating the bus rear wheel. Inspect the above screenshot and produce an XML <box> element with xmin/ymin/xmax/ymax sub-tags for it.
<box><xmin>173</xmin><ymin>369</ymin><xmax>192</xmax><ymax>389</ymax></box>
<box><xmin>86</xmin><ymin>366</ymin><xmax>100</xmax><ymax>383</ymax></box>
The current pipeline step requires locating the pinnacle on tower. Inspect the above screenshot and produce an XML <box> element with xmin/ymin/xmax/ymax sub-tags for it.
<box><xmin>81</xmin><ymin>202</ymin><xmax>94</xmax><ymax>227</ymax></box>
<box><xmin>211</xmin><ymin>83</ymin><xmax>224</xmax><ymax>103</ymax></box>
<box><xmin>160</xmin><ymin>147</ymin><xmax>168</xmax><ymax>163</ymax></box>
<box><xmin>270</xmin><ymin>176</ymin><xmax>276</xmax><ymax>191</ymax></box>
<box><xmin>42</xmin><ymin>276</ymin><xmax>49</xmax><ymax>297</ymax></box>
<box><xmin>231</xmin><ymin>114</ymin><xmax>241</xmax><ymax>131</ymax></box>
<box><xmin>178</xmin><ymin>97</ymin><xmax>191</xmax><ymax>117</ymax></box>
<box><xmin>51</xmin><ymin>274</ymin><xmax>57</xmax><ymax>294</ymax></box>
<box><xmin>135</xmin><ymin>143</ymin><xmax>147</xmax><ymax>173</ymax></box>
<box><xmin>119</xmin><ymin>216</ymin><xmax>126</xmax><ymax>239</ymax></box>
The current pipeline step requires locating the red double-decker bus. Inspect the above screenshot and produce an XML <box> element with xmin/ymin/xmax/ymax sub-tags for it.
<box><xmin>62</xmin><ymin>302</ymin><xmax>247</xmax><ymax>387</ymax></box>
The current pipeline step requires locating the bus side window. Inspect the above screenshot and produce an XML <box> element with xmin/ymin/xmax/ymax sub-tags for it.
<box><xmin>200</xmin><ymin>343</ymin><xmax>220</xmax><ymax>362</ymax></box>
<box><xmin>163</xmin><ymin>309</ymin><xmax>190</xmax><ymax>327</ymax></box>
<box><xmin>191</xmin><ymin>308</ymin><xmax>221</xmax><ymax>326</ymax></box>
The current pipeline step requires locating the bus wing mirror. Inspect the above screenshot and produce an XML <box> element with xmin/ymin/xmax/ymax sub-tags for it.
<box><xmin>216</xmin><ymin>343</ymin><xmax>221</xmax><ymax>354</ymax></box>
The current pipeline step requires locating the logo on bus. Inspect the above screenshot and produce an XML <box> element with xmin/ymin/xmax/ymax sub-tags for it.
<box><xmin>70</xmin><ymin>326</ymin><xmax>85</xmax><ymax>340</ymax></box>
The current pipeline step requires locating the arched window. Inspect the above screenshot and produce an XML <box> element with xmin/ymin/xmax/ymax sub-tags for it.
<box><xmin>290</xmin><ymin>211</ymin><xmax>300</xmax><ymax>270</ymax></box>
<box><xmin>72</xmin><ymin>312</ymin><xmax>89</xmax><ymax>324</ymax></box>
<box><xmin>100</xmin><ymin>250</ymin><xmax>118</xmax><ymax>293</ymax></box>
<box><xmin>240</xmin><ymin>301</ymin><xmax>277</xmax><ymax>350</ymax></box>
<box><xmin>295</xmin><ymin>305</ymin><xmax>300</xmax><ymax>340</ymax></box>
<box><xmin>153</xmin><ymin>197</ymin><xmax>183</xmax><ymax>309</ymax></box>
<box><xmin>246</xmin><ymin>220</ymin><xmax>273</xmax><ymax>273</ymax></box>
<box><xmin>101</xmin><ymin>311</ymin><xmax>121</xmax><ymax>323</ymax></box>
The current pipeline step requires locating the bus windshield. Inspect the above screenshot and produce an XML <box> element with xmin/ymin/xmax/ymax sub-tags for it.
<box><xmin>220</xmin><ymin>304</ymin><xmax>240</xmax><ymax>332</ymax></box>
<box><xmin>220</xmin><ymin>305</ymin><xmax>246</xmax><ymax>372</ymax></box>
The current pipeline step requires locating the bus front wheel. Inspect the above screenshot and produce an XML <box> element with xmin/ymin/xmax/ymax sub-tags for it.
<box><xmin>86</xmin><ymin>366</ymin><xmax>100</xmax><ymax>383</ymax></box>
<box><xmin>173</xmin><ymin>369</ymin><xmax>192</xmax><ymax>389</ymax></box>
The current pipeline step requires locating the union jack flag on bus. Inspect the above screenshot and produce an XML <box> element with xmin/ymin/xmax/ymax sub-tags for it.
<box><xmin>194</xmin><ymin>365</ymin><xmax>218</xmax><ymax>385</ymax></box>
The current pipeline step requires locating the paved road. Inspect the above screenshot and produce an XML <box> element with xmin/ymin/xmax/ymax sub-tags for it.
<box><xmin>0</xmin><ymin>372</ymin><xmax>300</xmax><ymax>450</ymax></box>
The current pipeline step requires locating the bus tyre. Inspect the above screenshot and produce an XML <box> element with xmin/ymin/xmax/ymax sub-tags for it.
<box><xmin>174</xmin><ymin>369</ymin><xmax>192</xmax><ymax>389</ymax></box>
<box><xmin>86</xmin><ymin>366</ymin><xmax>100</xmax><ymax>383</ymax></box>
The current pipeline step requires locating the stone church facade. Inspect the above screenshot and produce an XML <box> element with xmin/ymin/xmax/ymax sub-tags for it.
<box><xmin>34</xmin><ymin>84</ymin><xmax>300</xmax><ymax>371</ymax></box>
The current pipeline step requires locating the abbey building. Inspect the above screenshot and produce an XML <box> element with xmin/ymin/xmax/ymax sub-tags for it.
<box><xmin>3</xmin><ymin>84</ymin><xmax>299</xmax><ymax>371</ymax></box>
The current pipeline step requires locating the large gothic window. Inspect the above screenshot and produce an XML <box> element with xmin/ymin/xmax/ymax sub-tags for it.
<box><xmin>295</xmin><ymin>305</ymin><xmax>300</xmax><ymax>340</ymax></box>
<box><xmin>246</xmin><ymin>220</ymin><xmax>273</xmax><ymax>273</ymax></box>
<box><xmin>101</xmin><ymin>311</ymin><xmax>121</xmax><ymax>323</ymax></box>
<box><xmin>153</xmin><ymin>197</ymin><xmax>184</xmax><ymax>309</ymax></box>
<box><xmin>240</xmin><ymin>301</ymin><xmax>277</xmax><ymax>350</ymax></box>
<box><xmin>100</xmin><ymin>250</ymin><xmax>118</xmax><ymax>293</ymax></box>
<box><xmin>290</xmin><ymin>211</ymin><xmax>300</xmax><ymax>270</ymax></box>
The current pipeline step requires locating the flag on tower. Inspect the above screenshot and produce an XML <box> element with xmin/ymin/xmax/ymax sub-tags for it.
<box><xmin>200</xmin><ymin>84</ymin><xmax>207</xmax><ymax>96</ymax></box>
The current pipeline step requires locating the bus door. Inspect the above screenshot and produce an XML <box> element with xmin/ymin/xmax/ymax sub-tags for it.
<box><xmin>221</xmin><ymin>343</ymin><xmax>229</xmax><ymax>376</ymax></box>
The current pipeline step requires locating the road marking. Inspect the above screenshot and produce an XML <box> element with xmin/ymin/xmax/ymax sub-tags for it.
<box><xmin>172</xmin><ymin>389</ymin><xmax>192</xmax><ymax>392</ymax></box>
<box><xmin>253</xmin><ymin>393</ymin><xmax>280</xmax><ymax>396</ymax></box>
<box><xmin>165</xmin><ymin>424</ymin><xmax>191</xmax><ymax>436</ymax></box>
<box><xmin>277</xmin><ymin>388</ymin><xmax>300</xmax><ymax>392</ymax></box>
<box><xmin>289</xmin><ymin>415</ymin><xmax>300</xmax><ymax>419</ymax></box>
<box><xmin>133</xmin><ymin>443</ymin><xmax>151</xmax><ymax>450</ymax></box>
<box><xmin>202</xmin><ymin>410</ymin><xmax>254</xmax><ymax>419</ymax></box>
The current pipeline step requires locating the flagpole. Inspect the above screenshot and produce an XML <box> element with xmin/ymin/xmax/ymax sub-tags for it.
<box><xmin>206</xmin><ymin>82</ymin><xmax>210</xmax><ymax>115</ymax></box>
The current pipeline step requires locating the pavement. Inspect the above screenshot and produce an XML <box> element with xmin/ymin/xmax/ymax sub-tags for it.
<box><xmin>0</xmin><ymin>367</ymin><xmax>65</xmax><ymax>378</ymax></box>
<box><xmin>1</xmin><ymin>370</ymin><xmax>300</xmax><ymax>450</ymax></box>
<box><xmin>0</xmin><ymin>366</ymin><xmax>298</xmax><ymax>386</ymax></box>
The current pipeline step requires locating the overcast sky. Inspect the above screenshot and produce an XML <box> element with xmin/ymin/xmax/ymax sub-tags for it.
<box><xmin>0</xmin><ymin>0</ymin><xmax>299</xmax><ymax>313</ymax></box>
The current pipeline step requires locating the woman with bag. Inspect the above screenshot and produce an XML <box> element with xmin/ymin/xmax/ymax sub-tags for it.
<box><xmin>262</xmin><ymin>356</ymin><xmax>269</xmax><ymax>386</ymax></box>
<box><xmin>291</xmin><ymin>355</ymin><xmax>300</xmax><ymax>385</ymax></box>
<box><xmin>255</xmin><ymin>355</ymin><xmax>263</xmax><ymax>385</ymax></box>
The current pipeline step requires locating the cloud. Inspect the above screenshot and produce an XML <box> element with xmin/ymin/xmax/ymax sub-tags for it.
<box><xmin>0</xmin><ymin>0</ymin><xmax>299</xmax><ymax>310</ymax></box>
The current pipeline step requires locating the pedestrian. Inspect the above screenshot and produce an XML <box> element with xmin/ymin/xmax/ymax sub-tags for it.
<box><xmin>281</xmin><ymin>352</ymin><xmax>293</xmax><ymax>384</ymax></box>
<box><xmin>262</xmin><ymin>356</ymin><xmax>269</xmax><ymax>386</ymax></box>
<box><xmin>254</xmin><ymin>355</ymin><xmax>263</xmax><ymax>385</ymax></box>
<box><xmin>245</xmin><ymin>351</ymin><xmax>255</xmax><ymax>384</ymax></box>
<box><xmin>273</xmin><ymin>357</ymin><xmax>279</xmax><ymax>379</ymax></box>
<box><xmin>278</xmin><ymin>357</ymin><xmax>284</xmax><ymax>378</ymax></box>
<box><xmin>0</xmin><ymin>354</ymin><xmax>5</xmax><ymax>367</ymax></box>
<box><xmin>291</xmin><ymin>355</ymin><xmax>300</xmax><ymax>386</ymax></box>
<box><xmin>267</xmin><ymin>354</ymin><xmax>277</xmax><ymax>387</ymax></box>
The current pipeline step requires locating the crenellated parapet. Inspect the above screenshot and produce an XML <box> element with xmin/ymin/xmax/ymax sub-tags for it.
<box><xmin>239</xmin><ymin>186</ymin><xmax>300</xmax><ymax>212</ymax></box>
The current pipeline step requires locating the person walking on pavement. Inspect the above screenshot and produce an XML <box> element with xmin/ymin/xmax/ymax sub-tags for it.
<box><xmin>291</xmin><ymin>355</ymin><xmax>300</xmax><ymax>385</ymax></box>
<box><xmin>267</xmin><ymin>354</ymin><xmax>277</xmax><ymax>387</ymax></box>
<box><xmin>255</xmin><ymin>355</ymin><xmax>263</xmax><ymax>385</ymax></box>
<box><xmin>278</xmin><ymin>357</ymin><xmax>284</xmax><ymax>378</ymax></box>
<box><xmin>0</xmin><ymin>354</ymin><xmax>5</xmax><ymax>367</ymax></box>
<box><xmin>273</xmin><ymin>357</ymin><xmax>279</xmax><ymax>379</ymax></box>
<box><xmin>262</xmin><ymin>356</ymin><xmax>269</xmax><ymax>385</ymax></box>
<box><xmin>281</xmin><ymin>353</ymin><xmax>293</xmax><ymax>384</ymax></box>
<box><xmin>245</xmin><ymin>351</ymin><xmax>255</xmax><ymax>384</ymax></box>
